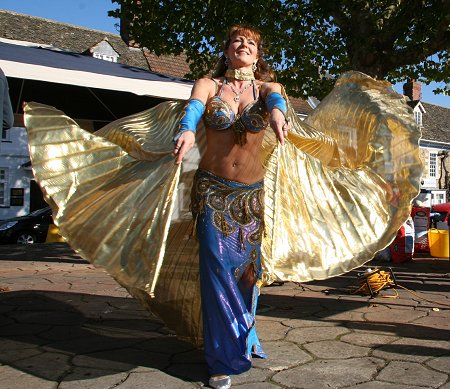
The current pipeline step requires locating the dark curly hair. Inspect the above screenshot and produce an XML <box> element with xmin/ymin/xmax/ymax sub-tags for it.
<box><xmin>212</xmin><ymin>25</ymin><xmax>275</xmax><ymax>82</ymax></box>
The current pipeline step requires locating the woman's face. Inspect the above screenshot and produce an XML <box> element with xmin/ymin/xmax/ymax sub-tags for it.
<box><xmin>226</xmin><ymin>33</ymin><xmax>259</xmax><ymax>69</ymax></box>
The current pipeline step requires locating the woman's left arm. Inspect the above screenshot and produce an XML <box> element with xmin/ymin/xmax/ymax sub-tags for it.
<box><xmin>262</xmin><ymin>83</ymin><xmax>289</xmax><ymax>145</ymax></box>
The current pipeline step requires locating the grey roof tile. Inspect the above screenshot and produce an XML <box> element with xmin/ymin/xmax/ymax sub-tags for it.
<box><xmin>420</xmin><ymin>102</ymin><xmax>449</xmax><ymax>144</ymax></box>
<box><xmin>0</xmin><ymin>9</ymin><xmax>149</xmax><ymax>69</ymax></box>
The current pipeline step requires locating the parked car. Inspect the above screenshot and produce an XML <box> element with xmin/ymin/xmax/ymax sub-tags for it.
<box><xmin>0</xmin><ymin>207</ymin><xmax>56</xmax><ymax>244</ymax></box>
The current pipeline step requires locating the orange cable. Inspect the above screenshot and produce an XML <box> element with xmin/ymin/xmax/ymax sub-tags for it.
<box><xmin>353</xmin><ymin>268</ymin><xmax>450</xmax><ymax>307</ymax></box>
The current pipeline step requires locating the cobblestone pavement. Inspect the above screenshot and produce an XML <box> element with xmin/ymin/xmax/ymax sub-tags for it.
<box><xmin>0</xmin><ymin>243</ymin><xmax>449</xmax><ymax>388</ymax></box>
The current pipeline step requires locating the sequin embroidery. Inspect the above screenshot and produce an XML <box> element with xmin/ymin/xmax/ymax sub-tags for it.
<box><xmin>191</xmin><ymin>171</ymin><xmax>264</xmax><ymax>246</ymax></box>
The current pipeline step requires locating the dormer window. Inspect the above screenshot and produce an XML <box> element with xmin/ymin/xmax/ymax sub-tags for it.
<box><xmin>88</xmin><ymin>39</ymin><xmax>119</xmax><ymax>63</ymax></box>
<box><xmin>412</xmin><ymin>102</ymin><xmax>425</xmax><ymax>127</ymax></box>
<box><xmin>414</xmin><ymin>110</ymin><xmax>422</xmax><ymax>126</ymax></box>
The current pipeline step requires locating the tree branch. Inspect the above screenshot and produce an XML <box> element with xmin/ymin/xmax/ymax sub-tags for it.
<box><xmin>381</xmin><ymin>0</ymin><xmax>422</xmax><ymax>44</ymax></box>
<box><xmin>384</xmin><ymin>30</ymin><xmax>450</xmax><ymax>73</ymax></box>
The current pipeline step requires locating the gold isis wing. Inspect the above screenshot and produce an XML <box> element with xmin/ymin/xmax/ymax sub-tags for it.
<box><xmin>24</xmin><ymin>71</ymin><xmax>422</xmax><ymax>345</ymax></box>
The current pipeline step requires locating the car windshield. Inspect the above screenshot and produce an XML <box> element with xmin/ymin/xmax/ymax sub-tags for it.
<box><xmin>28</xmin><ymin>207</ymin><xmax>50</xmax><ymax>216</ymax></box>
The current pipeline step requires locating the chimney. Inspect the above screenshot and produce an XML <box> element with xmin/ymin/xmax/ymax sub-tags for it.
<box><xmin>403</xmin><ymin>79</ymin><xmax>422</xmax><ymax>101</ymax></box>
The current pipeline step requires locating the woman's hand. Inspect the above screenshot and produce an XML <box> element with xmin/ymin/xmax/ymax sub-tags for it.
<box><xmin>269</xmin><ymin>108</ymin><xmax>289</xmax><ymax>146</ymax></box>
<box><xmin>173</xmin><ymin>130</ymin><xmax>196</xmax><ymax>164</ymax></box>
<box><xmin>262</xmin><ymin>82</ymin><xmax>289</xmax><ymax>145</ymax></box>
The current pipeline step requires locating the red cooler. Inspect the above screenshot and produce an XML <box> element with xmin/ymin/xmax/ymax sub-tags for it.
<box><xmin>390</xmin><ymin>217</ymin><xmax>415</xmax><ymax>263</ymax></box>
<box><xmin>411</xmin><ymin>207</ymin><xmax>430</xmax><ymax>252</ymax></box>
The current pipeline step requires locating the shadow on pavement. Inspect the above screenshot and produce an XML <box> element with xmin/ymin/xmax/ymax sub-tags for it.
<box><xmin>0</xmin><ymin>290</ymin><xmax>208</xmax><ymax>385</ymax></box>
<box><xmin>0</xmin><ymin>243</ymin><xmax>88</xmax><ymax>264</ymax></box>
<box><xmin>1</xmin><ymin>245</ymin><xmax>448</xmax><ymax>385</ymax></box>
<box><xmin>302</xmin><ymin>258</ymin><xmax>450</xmax><ymax>294</ymax></box>
<box><xmin>2</xmin><ymin>288</ymin><xmax>447</xmax><ymax>384</ymax></box>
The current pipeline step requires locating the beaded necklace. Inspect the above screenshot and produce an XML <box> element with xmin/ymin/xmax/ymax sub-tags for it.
<box><xmin>225</xmin><ymin>79</ymin><xmax>254</xmax><ymax>102</ymax></box>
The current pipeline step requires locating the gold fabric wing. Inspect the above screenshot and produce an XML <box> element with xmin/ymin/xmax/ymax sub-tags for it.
<box><xmin>261</xmin><ymin>72</ymin><xmax>422</xmax><ymax>284</ymax></box>
<box><xmin>24</xmin><ymin>101</ymin><xmax>206</xmax><ymax>345</ymax></box>
<box><xmin>24</xmin><ymin>101</ymin><xmax>183</xmax><ymax>292</ymax></box>
<box><xmin>24</xmin><ymin>71</ymin><xmax>422</xmax><ymax>346</ymax></box>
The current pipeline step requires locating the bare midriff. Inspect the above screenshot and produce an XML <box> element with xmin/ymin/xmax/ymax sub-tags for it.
<box><xmin>198</xmin><ymin>127</ymin><xmax>266</xmax><ymax>184</ymax></box>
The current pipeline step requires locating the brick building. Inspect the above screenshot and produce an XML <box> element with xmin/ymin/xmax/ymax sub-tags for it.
<box><xmin>403</xmin><ymin>80</ymin><xmax>450</xmax><ymax>204</ymax></box>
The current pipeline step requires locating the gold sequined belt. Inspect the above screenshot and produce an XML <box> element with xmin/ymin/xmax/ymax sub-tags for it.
<box><xmin>191</xmin><ymin>169</ymin><xmax>264</xmax><ymax>246</ymax></box>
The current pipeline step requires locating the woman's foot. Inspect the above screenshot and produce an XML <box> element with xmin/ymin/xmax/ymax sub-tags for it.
<box><xmin>209</xmin><ymin>374</ymin><xmax>231</xmax><ymax>389</ymax></box>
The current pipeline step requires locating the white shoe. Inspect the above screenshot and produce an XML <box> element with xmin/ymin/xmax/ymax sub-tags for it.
<box><xmin>209</xmin><ymin>375</ymin><xmax>231</xmax><ymax>389</ymax></box>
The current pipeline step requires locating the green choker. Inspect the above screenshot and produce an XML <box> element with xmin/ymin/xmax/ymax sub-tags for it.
<box><xmin>225</xmin><ymin>69</ymin><xmax>255</xmax><ymax>81</ymax></box>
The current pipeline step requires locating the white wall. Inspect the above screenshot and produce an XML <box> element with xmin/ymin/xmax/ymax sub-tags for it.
<box><xmin>0</xmin><ymin>126</ymin><xmax>33</xmax><ymax>220</ymax></box>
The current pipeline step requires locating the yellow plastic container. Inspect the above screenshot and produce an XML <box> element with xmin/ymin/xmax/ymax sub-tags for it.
<box><xmin>428</xmin><ymin>229</ymin><xmax>449</xmax><ymax>258</ymax></box>
<box><xmin>45</xmin><ymin>224</ymin><xmax>65</xmax><ymax>243</ymax></box>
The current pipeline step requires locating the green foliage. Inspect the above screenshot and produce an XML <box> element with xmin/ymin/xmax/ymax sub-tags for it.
<box><xmin>109</xmin><ymin>0</ymin><xmax>449</xmax><ymax>98</ymax></box>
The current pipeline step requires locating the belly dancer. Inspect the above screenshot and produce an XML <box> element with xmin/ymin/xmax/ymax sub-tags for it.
<box><xmin>172</xmin><ymin>24</ymin><xmax>288</xmax><ymax>389</ymax></box>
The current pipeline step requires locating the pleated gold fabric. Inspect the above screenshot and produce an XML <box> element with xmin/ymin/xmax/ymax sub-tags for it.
<box><xmin>24</xmin><ymin>71</ymin><xmax>422</xmax><ymax>346</ymax></box>
<box><xmin>24</xmin><ymin>101</ymin><xmax>204</xmax><ymax>345</ymax></box>
<box><xmin>261</xmin><ymin>71</ymin><xmax>423</xmax><ymax>284</ymax></box>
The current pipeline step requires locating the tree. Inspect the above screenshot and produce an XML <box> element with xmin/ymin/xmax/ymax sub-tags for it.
<box><xmin>110</xmin><ymin>0</ymin><xmax>450</xmax><ymax>98</ymax></box>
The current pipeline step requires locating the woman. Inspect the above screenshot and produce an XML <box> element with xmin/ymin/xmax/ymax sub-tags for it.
<box><xmin>23</xmin><ymin>24</ymin><xmax>422</xmax><ymax>389</ymax></box>
<box><xmin>172</xmin><ymin>25</ymin><xmax>288</xmax><ymax>388</ymax></box>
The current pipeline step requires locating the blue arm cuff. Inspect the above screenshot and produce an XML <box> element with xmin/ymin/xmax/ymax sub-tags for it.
<box><xmin>174</xmin><ymin>99</ymin><xmax>205</xmax><ymax>143</ymax></box>
<box><xmin>266</xmin><ymin>92</ymin><xmax>287</xmax><ymax>116</ymax></box>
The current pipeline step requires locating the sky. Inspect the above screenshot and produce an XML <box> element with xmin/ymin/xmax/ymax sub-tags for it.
<box><xmin>1</xmin><ymin>0</ymin><xmax>449</xmax><ymax>108</ymax></box>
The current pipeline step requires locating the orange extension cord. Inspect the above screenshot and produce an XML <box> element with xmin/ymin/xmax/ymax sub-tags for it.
<box><xmin>352</xmin><ymin>267</ymin><xmax>450</xmax><ymax>307</ymax></box>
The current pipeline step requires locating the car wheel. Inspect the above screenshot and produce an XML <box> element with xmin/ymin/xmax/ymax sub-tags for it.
<box><xmin>16</xmin><ymin>233</ymin><xmax>37</xmax><ymax>244</ymax></box>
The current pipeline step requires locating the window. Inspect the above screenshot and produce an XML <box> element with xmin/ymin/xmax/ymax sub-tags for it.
<box><xmin>414</xmin><ymin>111</ymin><xmax>422</xmax><ymax>126</ymax></box>
<box><xmin>431</xmin><ymin>191</ymin><xmax>446</xmax><ymax>205</ymax></box>
<box><xmin>1</xmin><ymin>128</ymin><xmax>10</xmax><ymax>141</ymax></box>
<box><xmin>90</xmin><ymin>40</ymin><xmax>119</xmax><ymax>63</ymax></box>
<box><xmin>429</xmin><ymin>152</ymin><xmax>437</xmax><ymax>178</ymax></box>
<box><xmin>93</xmin><ymin>52</ymin><xmax>118</xmax><ymax>62</ymax></box>
<box><xmin>337</xmin><ymin>125</ymin><xmax>357</xmax><ymax>150</ymax></box>
<box><xmin>10</xmin><ymin>188</ymin><xmax>24</xmax><ymax>206</ymax></box>
<box><xmin>0</xmin><ymin>168</ymin><xmax>7</xmax><ymax>206</ymax></box>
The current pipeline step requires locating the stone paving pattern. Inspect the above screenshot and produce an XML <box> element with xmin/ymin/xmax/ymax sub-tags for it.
<box><xmin>0</xmin><ymin>243</ymin><xmax>449</xmax><ymax>388</ymax></box>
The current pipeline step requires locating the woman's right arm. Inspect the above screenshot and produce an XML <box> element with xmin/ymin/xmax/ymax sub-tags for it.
<box><xmin>173</xmin><ymin>78</ymin><xmax>214</xmax><ymax>164</ymax></box>
<box><xmin>261</xmin><ymin>82</ymin><xmax>289</xmax><ymax>146</ymax></box>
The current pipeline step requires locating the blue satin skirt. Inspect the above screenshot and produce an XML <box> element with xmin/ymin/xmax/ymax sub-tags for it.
<box><xmin>191</xmin><ymin>169</ymin><xmax>267</xmax><ymax>375</ymax></box>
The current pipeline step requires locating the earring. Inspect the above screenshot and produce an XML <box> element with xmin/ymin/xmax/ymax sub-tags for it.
<box><xmin>225</xmin><ymin>57</ymin><xmax>230</xmax><ymax>67</ymax></box>
<box><xmin>252</xmin><ymin>61</ymin><xmax>257</xmax><ymax>72</ymax></box>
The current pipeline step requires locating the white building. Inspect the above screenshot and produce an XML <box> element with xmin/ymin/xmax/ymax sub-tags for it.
<box><xmin>0</xmin><ymin>126</ymin><xmax>35</xmax><ymax>219</ymax></box>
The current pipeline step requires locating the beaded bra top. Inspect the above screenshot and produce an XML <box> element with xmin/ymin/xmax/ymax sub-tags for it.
<box><xmin>203</xmin><ymin>78</ymin><xmax>269</xmax><ymax>145</ymax></box>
